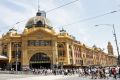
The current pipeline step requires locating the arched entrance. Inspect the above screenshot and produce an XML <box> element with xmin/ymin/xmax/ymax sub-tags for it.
<box><xmin>29</xmin><ymin>53</ymin><xmax>51</xmax><ymax>69</ymax></box>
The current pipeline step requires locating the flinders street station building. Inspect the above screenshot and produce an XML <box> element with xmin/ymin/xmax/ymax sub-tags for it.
<box><xmin>0</xmin><ymin>9</ymin><xmax>117</xmax><ymax>70</ymax></box>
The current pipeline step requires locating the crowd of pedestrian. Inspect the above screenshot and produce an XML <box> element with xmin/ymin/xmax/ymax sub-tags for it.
<box><xmin>1</xmin><ymin>65</ymin><xmax>120</xmax><ymax>79</ymax></box>
<box><xmin>21</xmin><ymin>66</ymin><xmax>120</xmax><ymax>80</ymax></box>
<box><xmin>78</xmin><ymin>66</ymin><xmax>120</xmax><ymax>79</ymax></box>
<box><xmin>28</xmin><ymin>68</ymin><xmax>79</xmax><ymax>75</ymax></box>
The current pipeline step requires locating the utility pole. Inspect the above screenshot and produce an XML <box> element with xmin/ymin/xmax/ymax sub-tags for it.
<box><xmin>112</xmin><ymin>24</ymin><xmax>120</xmax><ymax>65</ymax></box>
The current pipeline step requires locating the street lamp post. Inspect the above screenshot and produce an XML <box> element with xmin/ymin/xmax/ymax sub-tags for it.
<box><xmin>95</xmin><ymin>24</ymin><xmax>120</xmax><ymax>65</ymax></box>
<box><xmin>15</xmin><ymin>43</ymin><xmax>19</xmax><ymax>73</ymax></box>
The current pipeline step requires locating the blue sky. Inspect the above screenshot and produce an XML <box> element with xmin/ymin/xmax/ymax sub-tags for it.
<box><xmin>0</xmin><ymin>0</ymin><xmax>120</xmax><ymax>56</ymax></box>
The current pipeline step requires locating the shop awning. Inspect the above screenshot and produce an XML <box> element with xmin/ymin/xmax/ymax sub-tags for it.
<box><xmin>0</xmin><ymin>55</ymin><xmax>8</xmax><ymax>60</ymax></box>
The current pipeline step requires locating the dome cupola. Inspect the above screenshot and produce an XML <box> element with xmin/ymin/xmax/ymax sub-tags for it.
<box><xmin>25</xmin><ymin>4</ymin><xmax>52</xmax><ymax>29</ymax></box>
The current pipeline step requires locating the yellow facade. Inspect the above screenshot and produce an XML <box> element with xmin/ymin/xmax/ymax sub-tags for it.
<box><xmin>0</xmin><ymin>10</ymin><xmax>117</xmax><ymax>70</ymax></box>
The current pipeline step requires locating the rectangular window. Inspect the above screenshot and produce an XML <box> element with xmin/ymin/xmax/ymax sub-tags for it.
<box><xmin>35</xmin><ymin>40</ymin><xmax>40</xmax><ymax>46</ymax></box>
<box><xmin>58</xmin><ymin>50</ymin><xmax>64</xmax><ymax>57</ymax></box>
<box><xmin>41</xmin><ymin>40</ymin><xmax>45</xmax><ymax>46</ymax></box>
<box><xmin>12</xmin><ymin>51</ymin><xmax>21</xmax><ymax>58</ymax></box>
<box><xmin>70</xmin><ymin>59</ymin><xmax>73</xmax><ymax>64</ymax></box>
<box><xmin>18</xmin><ymin>51</ymin><xmax>21</xmax><ymax>58</ymax></box>
<box><xmin>45</xmin><ymin>41</ymin><xmax>51</xmax><ymax>46</ymax></box>
<box><xmin>28</xmin><ymin>40</ymin><xmax>52</xmax><ymax>46</ymax></box>
<box><xmin>3</xmin><ymin>52</ymin><xmax>7</xmax><ymax>56</ymax></box>
<box><xmin>12</xmin><ymin>51</ymin><xmax>15</xmax><ymax>58</ymax></box>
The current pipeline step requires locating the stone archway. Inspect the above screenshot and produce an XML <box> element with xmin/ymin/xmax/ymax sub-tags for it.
<box><xmin>29</xmin><ymin>53</ymin><xmax>51</xmax><ymax>69</ymax></box>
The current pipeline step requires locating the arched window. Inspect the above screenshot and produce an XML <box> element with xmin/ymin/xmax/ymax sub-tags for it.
<box><xmin>58</xmin><ymin>44</ymin><xmax>64</xmax><ymax>48</ymax></box>
<box><xmin>30</xmin><ymin>53</ymin><xmax>50</xmax><ymax>62</ymax></box>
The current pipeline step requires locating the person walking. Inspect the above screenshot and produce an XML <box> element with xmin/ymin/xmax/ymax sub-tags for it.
<box><xmin>112</xmin><ymin>67</ymin><xmax>117</xmax><ymax>79</ymax></box>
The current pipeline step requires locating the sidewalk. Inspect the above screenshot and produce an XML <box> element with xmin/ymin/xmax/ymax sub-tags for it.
<box><xmin>8</xmin><ymin>75</ymin><xmax>78</xmax><ymax>80</ymax></box>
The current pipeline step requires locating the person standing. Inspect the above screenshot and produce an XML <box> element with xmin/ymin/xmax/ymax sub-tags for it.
<box><xmin>112</xmin><ymin>67</ymin><xmax>117</xmax><ymax>79</ymax></box>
